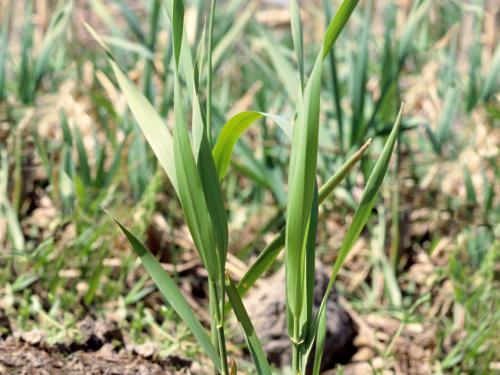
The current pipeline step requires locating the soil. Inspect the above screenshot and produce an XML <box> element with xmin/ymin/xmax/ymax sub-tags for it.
<box><xmin>0</xmin><ymin>338</ymin><xmax>186</xmax><ymax>375</ymax></box>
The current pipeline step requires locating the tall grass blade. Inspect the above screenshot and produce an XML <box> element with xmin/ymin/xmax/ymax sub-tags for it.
<box><xmin>110</xmin><ymin>215</ymin><xmax>221</xmax><ymax>371</ymax></box>
<box><xmin>322</xmin><ymin>0</ymin><xmax>360</xmax><ymax>59</ymax></box>
<box><xmin>232</xmin><ymin>140</ymin><xmax>371</xmax><ymax>304</ymax></box>
<box><xmin>173</xmin><ymin>75</ymin><xmax>220</xmax><ymax>281</ymax></box>
<box><xmin>108</xmin><ymin>58</ymin><xmax>178</xmax><ymax>192</ymax></box>
<box><xmin>290</xmin><ymin>0</ymin><xmax>304</xmax><ymax>90</ymax></box>
<box><xmin>310</xmin><ymin>104</ymin><xmax>403</xmax><ymax>367</ymax></box>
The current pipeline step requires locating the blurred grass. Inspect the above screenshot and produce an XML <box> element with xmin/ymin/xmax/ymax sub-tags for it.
<box><xmin>0</xmin><ymin>0</ymin><xmax>499</xmax><ymax>372</ymax></box>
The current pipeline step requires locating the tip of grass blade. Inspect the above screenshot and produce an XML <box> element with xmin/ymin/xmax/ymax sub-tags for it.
<box><xmin>84</xmin><ymin>22</ymin><xmax>112</xmax><ymax>57</ymax></box>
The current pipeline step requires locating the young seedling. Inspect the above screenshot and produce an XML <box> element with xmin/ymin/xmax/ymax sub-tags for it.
<box><xmin>89</xmin><ymin>0</ymin><xmax>404</xmax><ymax>373</ymax></box>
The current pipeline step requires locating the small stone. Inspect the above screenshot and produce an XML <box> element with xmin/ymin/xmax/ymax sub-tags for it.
<box><xmin>21</xmin><ymin>329</ymin><xmax>44</xmax><ymax>345</ymax></box>
<box><xmin>133</xmin><ymin>342</ymin><xmax>157</xmax><ymax>359</ymax></box>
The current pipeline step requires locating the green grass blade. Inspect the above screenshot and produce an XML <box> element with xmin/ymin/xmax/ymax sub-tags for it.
<box><xmin>110</xmin><ymin>215</ymin><xmax>221</xmax><ymax>371</ymax></box>
<box><xmin>322</xmin><ymin>0</ymin><xmax>359</xmax><ymax>59</ymax></box>
<box><xmin>285</xmin><ymin>52</ymin><xmax>322</xmax><ymax>323</ymax></box>
<box><xmin>327</xmin><ymin>105</ymin><xmax>402</xmax><ymax>292</ymax></box>
<box><xmin>197</xmin><ymin>133</ymin><xmax>229</xmax><ymax>274</ymax></box>
<box><xmin>172</xmin><ymin>0</ymin><xmax>184</xmax><ymax>67</ymax></box>
<box><xmin>173</xmin><ymin>75</ymin><xmax>220</xmax><ymax>281</ymax></box>
<box><xmin>301</xmin><ymin>186</ymin><xmax>318</xmax><ymax>339</ymax></box>
<box><xmin>107</xmin><ymin>58</ymin><xmax>178</xmax><ymax>192</ymax></box>
<box><xmin>232</xmin><ymin>140</ymin><xmax>371</xmax><ymax>305</ymax></box>
<box><xmin>212</xmin><ymin>111</ymin><xmax>291</xmax><ymax>180</ymax></box>
<box><xmin>310</xmin><ymin>104</ymin><xmax>403</xmax><ymax>366</ymax></box>
<box><xmin>311</xmin><ymin>305</ymin><xmax>326</xmax><ymax>375</ymax></box>
<box><xmin>225</xmin><ymin>277</ymin><xmax>273</xmax><ymax>375</ymax></box>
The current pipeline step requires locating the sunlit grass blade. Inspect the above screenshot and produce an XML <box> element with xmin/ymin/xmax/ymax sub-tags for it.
<box><xmin>225</xmin><ymin>276</ymin><xmax>273</xmax><ymax>375</ymax></box>
<box><xmin>285</xmin><ymin>53</ymin><xmax>322</xmax><ymax>333</ymax></box>
<box><xmin>285</xmin><ymin>1</ymin><xmax>362</xmax><ymax>350</ymax></box>
<box><xmin>110</xmin><ymin>215</ymin><xmax>221</xmax><ymax>371</ymax></box>
<box><xmin>322</xmin><ymin>0</ymin><xmax>360</xmax><ymax>59</ymax></box>
<box><xmin>86</xmin><ymin>23</ymin><xmax>179</xmax><ymax>193</ymax></box>
<box><xmin>212</xmin><ymin>111</ymin><xmax>291</xmax><ymax>180</ymax></box>
<box><xmin>196</xmin><ymin>128</ymin><xmax>229</xmax><ymax>274</ymax></box>
<box><xmin>311</xmin><ymin>305</ymin><xmax>326</xmax><ymax>375</ymax></box>
<box><xmin>173</xmin><ymin>75</ymin><xmax>220</xmax><ymax>281</ymax></box>
<box><xmin>310</xmin><ymin>104</ymin><xmax>403</xmax><ymax>367</ymax></box>
<box><xmin>300</xmin><ymin>186</ymin><xmax>318</xmax><ymax>343</ymax></box>
<box><xmin>111</xmin><ymin>59</ymin><xmax>177</xmax><ymax>190</ymax></box>
<box><xmin>231</xmin><ymin>140</ymin><xmax>371</xmax><ymax>309</ymax></box>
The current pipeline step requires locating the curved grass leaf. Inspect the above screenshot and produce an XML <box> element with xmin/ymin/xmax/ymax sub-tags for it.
<box><xmin>226</xmin><ymin>277</ymin><xmax>272</xmax><ymax>375</ymax></box>
<box><xmin>212</xmin><ymin>111</ymin><xmax>291</xmax><ymax>180</ymax></box>
<box><xmin>108</xmin><ymin>59</ymin><xmax>178</xmax><ymax>193</ymax></box>
<box><xmin>110</xmin><ymin>215</ymin><xmax>221</xmax><ymax>371</ymax></box>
